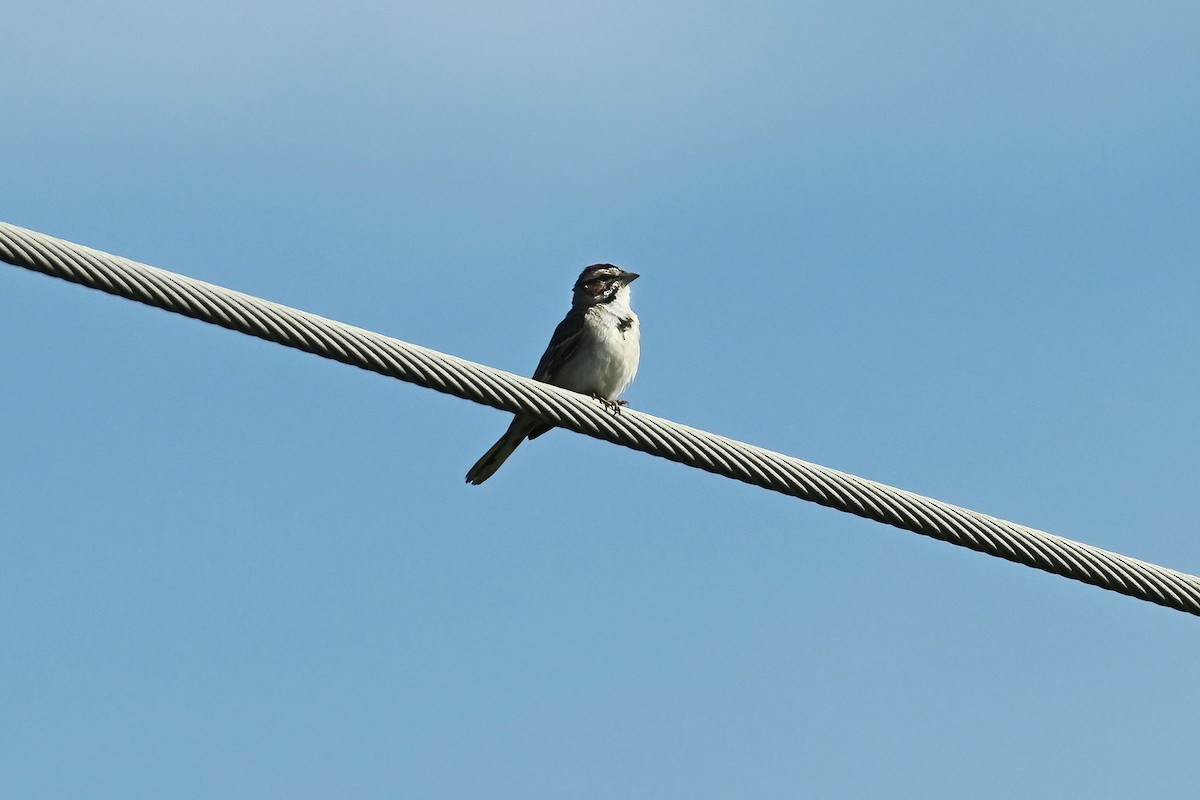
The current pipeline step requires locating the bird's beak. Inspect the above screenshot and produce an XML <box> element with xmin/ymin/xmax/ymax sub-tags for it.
<box><xmin>620</xmin><ymin>271</ymin><xmax>640</xmax><ymax>283</ymax></box>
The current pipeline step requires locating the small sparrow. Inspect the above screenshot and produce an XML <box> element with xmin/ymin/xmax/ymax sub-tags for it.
<box><xmin>466</xmin><ymin>264</ymin><xmax>641</xmax><ymax>485</ymax></box>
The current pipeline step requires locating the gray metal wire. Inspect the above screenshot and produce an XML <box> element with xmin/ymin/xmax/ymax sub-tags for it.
<box><xmin>3</xmin><ymin>219</ymin><xmax>1198</xmax><ymax>615</ymax></box>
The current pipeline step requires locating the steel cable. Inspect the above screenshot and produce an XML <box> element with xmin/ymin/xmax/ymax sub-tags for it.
<box><xmin>3</xmin><ymin>220</ymin><xmax>1198</xmax><ymax>615</ymax></box>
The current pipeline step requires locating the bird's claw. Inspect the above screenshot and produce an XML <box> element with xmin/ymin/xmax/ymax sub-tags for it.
<box><xmin>592</xmin><ymin>394</ymin><xmax>627</xmax><ymax>415</ymax></box>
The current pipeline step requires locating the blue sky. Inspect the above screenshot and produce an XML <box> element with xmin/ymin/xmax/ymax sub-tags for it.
<box><xmin>3</xmin><ymin>1</ymin><xmax>1199</xmax><ymax>797</ymax></box>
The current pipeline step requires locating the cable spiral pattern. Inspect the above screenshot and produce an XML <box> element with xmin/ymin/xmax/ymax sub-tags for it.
<box><xmin>3</xmin><ymin>220</ymin><xmax>1198</xmax><ymax>615</ymax></box>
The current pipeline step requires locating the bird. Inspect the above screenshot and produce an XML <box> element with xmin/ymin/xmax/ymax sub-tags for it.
<box><xmin>465</xmin><ymin>264</ymin><xmax>641</xmax><ymax>485</ymax></box>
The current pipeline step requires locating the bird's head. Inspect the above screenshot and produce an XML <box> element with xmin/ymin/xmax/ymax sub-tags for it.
<box><xmin>572</xmin><ymin>264</ymin><xmax>640</xmax><ymax>308</ymax></box>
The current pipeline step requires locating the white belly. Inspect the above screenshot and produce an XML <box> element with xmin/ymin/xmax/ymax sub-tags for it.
<box><xmin>551</xmin><ymin>307</ymin><xmax>640</xmax><ymax>400</ymax></box>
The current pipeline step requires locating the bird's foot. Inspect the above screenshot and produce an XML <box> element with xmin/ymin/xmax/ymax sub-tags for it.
<box><xmin>592</xmin><ymin>394</ymin><xmax>626</xmax><ymax>415</ymax></box>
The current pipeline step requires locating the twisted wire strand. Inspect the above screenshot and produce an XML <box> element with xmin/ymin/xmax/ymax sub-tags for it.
<box><xmin>3</xmin><ymin>220</ymin><xmax>1198</xmax><ymax>615</ymax></box>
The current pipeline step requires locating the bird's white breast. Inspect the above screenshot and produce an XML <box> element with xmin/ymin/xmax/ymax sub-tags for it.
<box><xmin>552</xmin><ymin>304</ymin><xmax>640</xmax><ymax>400</ymax></box>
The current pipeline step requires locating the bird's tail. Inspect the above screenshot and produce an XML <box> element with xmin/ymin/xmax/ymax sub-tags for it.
<box><xmin>465</xmin><ymin>416</ymin><xmax>541</xmax><ymax>485</ymax></box>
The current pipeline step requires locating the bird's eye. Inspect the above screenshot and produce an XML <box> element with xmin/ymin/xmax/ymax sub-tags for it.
<box><xmin>585</xmin><ymin>280</ymin><xmax>605</xmax><ymax>294</ymax></box>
